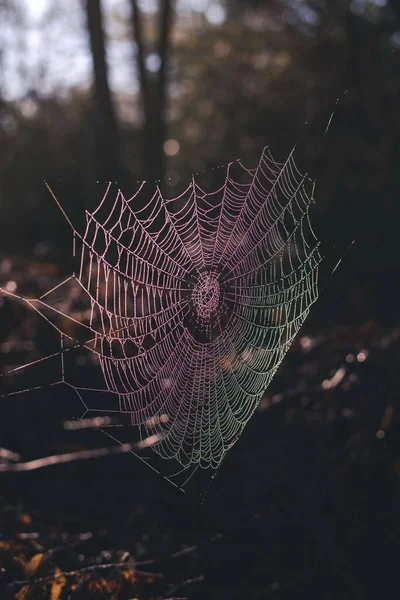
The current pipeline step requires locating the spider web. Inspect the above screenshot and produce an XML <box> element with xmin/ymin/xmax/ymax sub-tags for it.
<box><xmin>0</xmin><ymin>145</ymin><xmax>322</xmax><ymax>490</ymax></box>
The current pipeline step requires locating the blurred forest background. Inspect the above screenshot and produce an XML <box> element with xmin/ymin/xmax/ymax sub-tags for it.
<box><xmin>0</xmin><ymin>0</ymin><xmax>400</xmax><ymax>304</ymax></box>
<box><xmin>0</xmin><ymin>0</ymin><xmax>399</xmax><ymax>320</ymax></box>
<box><xmin>1</xmin><ymin>0</ymin><xmax>400</xmax><ymax>599</ymax></box>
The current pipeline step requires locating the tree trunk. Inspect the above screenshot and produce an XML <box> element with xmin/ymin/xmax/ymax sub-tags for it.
<box><xmin>85</xmin><ymin>0</ymin><xmax>121</xmax><ymax>182</ymax></box>
<box><xmin>130</xmin><ymin>0</ymin><xmax>174</xmax><ymax>183</ymax></box>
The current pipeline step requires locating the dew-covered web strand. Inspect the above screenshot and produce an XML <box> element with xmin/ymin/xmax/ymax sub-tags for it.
<box><xmin>2</xmin><ymin>150</ymin><xmax>318</xmax><ymax>482</ymax></box>
<box><xmin>0</xmin><ymin>144</ymin><xmax>322</xmax><ymax>489</ymax></box>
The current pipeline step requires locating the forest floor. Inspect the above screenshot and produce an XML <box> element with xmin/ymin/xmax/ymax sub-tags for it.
<box><xmin>1</xmin><ymin>254</ymin><xmax>400</xmax><ymax>599</ymax></box>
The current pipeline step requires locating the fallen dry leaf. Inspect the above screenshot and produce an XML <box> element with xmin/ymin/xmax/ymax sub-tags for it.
<box><xmin>24</xmin><ymin>553</ymin><xmax>44</xmax><ymax>577</ymax></box>
<box><xmin>50</xmin><ymin>568</ymin><xmax>67</xmax><ymax>600</ymax></box>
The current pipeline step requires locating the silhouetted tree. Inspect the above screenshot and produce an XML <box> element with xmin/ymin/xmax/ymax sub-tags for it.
<box><xmin>130</xmin><ymin>0</ymin><xmax>174</xmax><ymax>182</ymax></box>
<box><xmin>85</xmin><ymin>0</ymin><xmax>121</xmax><ymax>182</ymax></box>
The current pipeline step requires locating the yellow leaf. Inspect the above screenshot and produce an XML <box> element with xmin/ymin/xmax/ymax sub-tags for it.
<box><xmin>122</xmin><ymin>568</ymin><xmax>137</xmax><ymax>584</ymax></box>
<box><xmin>20</xmin><ymin>513</ymin><xmax>32</xmax><ymax>526</ymax></box>
<box><xmin>15</xmin><ymin>584</ymin><xmax>31</xmax><ymax>600</ymax></box>
<box><xmin>24</xmin><ymin>553</ymin><xmax>44</xmax><ymax>577</ymax></box>
<box><xmin>50</xmin><ymin>569</ymin><xmax>67</xmax><ymax>600</ymax></box>
<box><xmin>98</xmin><ymin>576</ymin><xmax>110</xmax><ymax>589</ymax></box>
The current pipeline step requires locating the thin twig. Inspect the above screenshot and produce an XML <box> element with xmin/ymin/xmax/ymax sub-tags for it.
<box><xmin>6</xmin><ymin>562</ymin><xmax>163</xmax><ymax>591</ymax></box>
<box><xmin>167</xmin><ymin>574</ymin><xmax>204</xmax><ymax>596</ymax></box>
<box><xmin>0</xmin><ymin>442</ymin><xmax>135</xmax><ymax>472</ymax></box>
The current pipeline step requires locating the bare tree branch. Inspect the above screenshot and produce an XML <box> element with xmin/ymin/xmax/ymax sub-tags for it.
<box><xmin>0</xmin><ymin>442</ymin><xmax>135</xmax><ymax>472</ymax></box>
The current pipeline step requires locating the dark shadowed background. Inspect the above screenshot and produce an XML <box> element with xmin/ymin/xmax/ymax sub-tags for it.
<box><xmin>1</xmin><ymin>1</ymin><xmax>400</xmax><ymax>598</ymax></box>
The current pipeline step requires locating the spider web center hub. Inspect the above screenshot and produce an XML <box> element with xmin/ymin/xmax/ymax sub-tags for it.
<box><xmin>192</xmin><ymin>271</ymin><xmax>220</xmax><ymax>321</ymax></box>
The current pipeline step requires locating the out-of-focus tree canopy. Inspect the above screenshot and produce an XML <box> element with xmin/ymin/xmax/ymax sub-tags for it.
<box><xmin>0</xmin><ymin>0</ymin><xmax>399</xmax><ymax>299</ymax></box>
